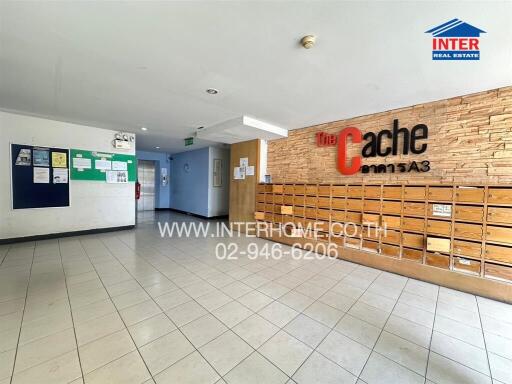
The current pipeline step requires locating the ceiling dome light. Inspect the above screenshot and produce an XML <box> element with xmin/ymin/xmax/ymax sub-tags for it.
<box><xmin>206</xmin><ymin>88</ymin><xmax>219</xmax><ymax>95</ymax></box>
<box><xmin>141</xmin><ymin>127</ymin><xmax>148</xmax><ymax>131</ymax></box>
<box><xmin>155</xmin><ymin>146</ymin><xmax>160</xmax><ymax>149</ymax></box>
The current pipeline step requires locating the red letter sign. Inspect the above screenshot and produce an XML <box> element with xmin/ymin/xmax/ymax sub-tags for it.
<box><xmin>338</xmin><ymin>127</ymin><xmax>362</xmax><ymax>175</ymax></box>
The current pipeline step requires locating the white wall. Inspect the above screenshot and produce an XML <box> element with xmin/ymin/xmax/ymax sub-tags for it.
<box><xmin>0</xmin><ymin>111</ymin><xmax>135</xmax><ymax>240</ymax></box>
<box><xmin>259</xmin><ymin>139</ymin><xmax>267</xmax><ymax>183</ymax></box>
<box><xmin>208</xmin><ymin>146</ymin><xmax>230</xmax><ymax>217</ymax></box>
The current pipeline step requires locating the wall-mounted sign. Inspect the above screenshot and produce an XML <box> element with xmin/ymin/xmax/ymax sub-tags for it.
<box><xmin>432</xmin><ymin>204</ymin><xmax>452</xmax><ymax>217</ymax></box>
<box><xmin>70</xmin><ymin>149</ymin><xmax>136</xmax><ymax>181</ymax></box>
<box><xmin>33</xmin><ymin>148</ymin><xmax>50</xmax><ymax>167</ymax></box>
<box><xmin>315</xmin><ymin>119</ymin><xmax>430</xmax><ymax>175</ymax></box>
<box><xmin>213</xmin><ymin>159</ymin><xmax>222</xmax><ymax>187</ymax></box>
<box><xmin>185</xmin><ymin>137</ymin><xmax>194</xmax><ymax>146</ymax></box>
<box><xmin>425</xmin><ymin>19</ymin><xmax>485</xmax><ymax>61</ymax></box>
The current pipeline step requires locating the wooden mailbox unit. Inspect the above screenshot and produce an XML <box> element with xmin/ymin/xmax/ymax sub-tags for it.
<box><xmin>255</xmin><ymin>183</ymin><xmax>512</xmax><ymax>302</ymax></box>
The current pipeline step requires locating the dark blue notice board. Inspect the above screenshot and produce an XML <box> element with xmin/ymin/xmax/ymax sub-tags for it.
<box><xmin>11</xmin><ymin>144</ymin><xmax>70</xmax><ymax>209</ymax></box>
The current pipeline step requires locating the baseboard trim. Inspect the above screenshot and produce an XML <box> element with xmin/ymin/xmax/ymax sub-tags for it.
<box><xmin>155</xmin><ymin>207</ymin><xmax>228</xmax><ymax>220</ymax></box>
<box><xmin>0</xmin><ymin>225</ymin><xmax>135</xmax><ymax>245</ymax></box>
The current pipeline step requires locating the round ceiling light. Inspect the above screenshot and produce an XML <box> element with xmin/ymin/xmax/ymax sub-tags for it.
<box><xmin>155</xmin><ymin>146</ymin><xmax>160</xmax><ymax>149</ymax></box>
<box><xmin>141</xmin><ymin>127</ymin><xmax>148</xmax><ymax>131</ymax></box>
<box><xmin>206</xmin><ymin>88</ymin><xmax>219</xmax><ymax>95</ymax></box>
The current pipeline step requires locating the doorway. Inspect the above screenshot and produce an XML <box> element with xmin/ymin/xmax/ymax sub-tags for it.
<box><xmin>137</xmin><ymin>160</ymin><xmax>156</xmax><ymax>211</ymax></box>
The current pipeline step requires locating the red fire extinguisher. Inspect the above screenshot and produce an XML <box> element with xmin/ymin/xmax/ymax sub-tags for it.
<box><xmin>135</xmin><ymin>181</ymin><xmax>141</xmax><ymax>200</ymax></box>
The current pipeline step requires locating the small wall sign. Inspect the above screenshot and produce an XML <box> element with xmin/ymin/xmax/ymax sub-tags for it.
<box><xmin>315</xmin><ymin>119</ymin><xmax>430</xmax><ymax>176</ymax></box>
<box><xmin>432</xmin><ymin>204</ymin><xmax>452</xmax><ymax>217</ymax></box>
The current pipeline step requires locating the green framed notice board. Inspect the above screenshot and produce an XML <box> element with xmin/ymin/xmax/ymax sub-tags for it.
<box><xmin>70</xmin><ymin>149</ymin><xmax>136</xmax><ymax>181</ymax></box>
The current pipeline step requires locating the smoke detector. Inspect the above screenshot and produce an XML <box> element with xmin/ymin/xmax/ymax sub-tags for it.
<box><xmin>301</xmin><ymin>35</ymin><xmax>316</xmax><ymax>49</ymax></box>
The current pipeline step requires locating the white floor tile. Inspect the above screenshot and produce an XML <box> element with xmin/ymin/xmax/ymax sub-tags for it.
<box><xmin>14</xmin><ymin>328</ymin><xmax>76</xmax><ymax>373</ymax></box>
<box><xmin>166</xmin><ymin>300</ymin><xmax>208</xmax><ymax>327</ymax></box>
<box><xmin>318</xmin><ymin>290</ymin><xmax>356</xmax><ymax>312</ymax></box>
<box><xmin>317</xmin><ymin>330</ymin><xmax>371</xmax><ymax>376</ymax></box>
<box><xmin>278</xmin><ymin>291</ymin><xmax>315</xmax><ymax>312</ymax></box>
<box><xmin>258</xmin><ymin>301</ymin><xmax>299</xmax><ymax>328</ymax></box>
<box><xmin>119</xmin><ymin>299</ymin><xmax>162</xmax><ymax>326</ymax></box>
<box><xmin>259</xmin><ymin>330</ymin><xmax>312</xmax><ymax>376</ymax></box>
<box><xmin>348</xmin><ymin>302</ymin><xmax>389</xmax><ymax>328</ymax></box>
<box><xmin>199</xmin><ymin>330</ymin><xmax>253</xmax><ymax>375</ymax></box>
<box><xmin>180</xmin><ymin>314</ymin><xmax>227</xmax><ymax>347</ymax></box>
<box><xmin>0</xmin><ymin>349</ymin><xmax>15</xmax><ymax>381</ymax></box>
<box><xmin>84</xmin><ymin>350</ymin><xmax>151</xmax><ymax>384</ymax></box>
<box><xmin>427</xmin><ymin>352</ymin><xmax>491</xmax><ymax>384</ymax></box>
<box><xmin>11</xmin><ymin>350</ymin><xmax>81</xmax><ymax>384</ymax></box>
<box><xmin>284</xmin><ymin>314</ymin><xmax>330</xmax><ymax>348</ymax></box>
<box><xmin>128</xmin><ymin>313</ymin><xmax>176</xmax><ymax>347</ymax></box>
<box><xmin>435</xmin><ymin>314</ymin><xmax>485</xmax><ymax>349</ymax></box>
<box><xmin>293</xmin><ymin>351</ymin><xmax>357</xmax><ymax>384</ymax></box>
<box><xmin>335</xmin><ymin>314</ymin><xmax>381</xmax><ymax>349</ymax></box>
<box><xmin>212</xmin><ymin>300</ymin><xmax>253</xmax><ymax>328</ymax></box>
<box><xmin>392</xmin><ymin>302</ymin><xmax>435</xmax><ymax>328</ymax></box>
<box><xmin>233</xmin><ymin>314</ymin><xmax>279</xmax><ymax>349</ymax></box>
<box><xmin>154</xmin><ymin>351</ymin><xmax>220</xmax><ymax>384</ymax></box>
<box><xmin>79</xmin><ymin>329</ymin><xmax>135</xmax><ymax>374</ymax></box>
<box><xmin>238</xmin><ymin>291</ymin><xmax>274</xmax><ymax>312</ymax></box>
<box><xmin>303</xmin><ymin>301</ymin><xmax>344</xmax><ymax>328</ymax></box>
<box><xmin>374</xmin><ymin>331</ymin><xmax>428</xmax><ymax>375</ymax></box>
<box><xmin>431</xmin><ymin>331</ymin><xmax>490</xmax><ymax>376</ymax></box>
<box><xmin>75</xmin><ymin>311</ymin><xmax>125</xmax><ymax>346</ymax></box>
<box><xmin>223</xmin><ymin>352</ymin><xmax>288</xmax><ymax>384</ymax></box>
<box><xmin>195</xmin><ymin>290</ymin><xmax>233</xmax><ymax>312</ymax></box>
<box><xmin>384</xmin><ymin>314</ymin><xmax>432</xmax><ymax>349</ymax></box>
<box><xmin>488</xmin><ymin>352</ymin><xmax>512</xmax><ymax>384</ymax></box>
<box><xmin>360</xmin><ymin>352</ymin><xmax>424</xmax><ymax>384</ymax></box>
<box><xmin>139</xmin><ymin>329</ymin><xmax>194</xmax><ymax>375</ymax></box>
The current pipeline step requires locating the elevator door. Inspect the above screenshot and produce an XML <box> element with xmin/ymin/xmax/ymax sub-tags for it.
<box><xmin>137</xmin><ymin>160</ymin><xmax>156</xmax><ymax>211</ymax></box>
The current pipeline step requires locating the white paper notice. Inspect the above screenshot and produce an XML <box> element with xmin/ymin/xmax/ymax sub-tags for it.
<box><xmin>72</xmin><ymin>157</ymin><xmax>91</xmax><ymax>169</ymax></box>
<box><xmin>246</xmin><ymin>166</ymin><xmax>255</xmax><ymax>176</ymax></box>
<box><xmin>112</xmin><ymin>161</ymin><xmax>128</xmax><ymax>171</ymax></box>
<box><xmin>106</xmin><ymin>170</ymin><xmax>128</xmax><ymax>183</ymax></box>
<box><xmin>432</xmin><ymin>204</ymin><xmax>452</xmax><ymax>217</ymax></box>
<box><xmin>240</xmin><ymin>157</ymin><xmax>249</xmax><ymax>168</ymax></box>
<box><xmin>33</xmin><ymin>167</ymin><xmax>50</xmax><ymax>183</ymax></box>
<box><xmin>95</xmin><ymin>159</ymin><xmax>112</xmax><ymax>170</ymax></box>
<box><xmin>233</xmin><ymin>167</ymin><xmax>245</xmax><ymax>180</ymax></box>
<box><xmin>53</xmin><ymin>168</ymin><xmax>69</xmax><ymax>184</ymax></box>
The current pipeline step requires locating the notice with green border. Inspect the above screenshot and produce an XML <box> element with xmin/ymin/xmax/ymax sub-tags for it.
<box><xmin>70</xmin><ymin>149</ymin><xmax>136</xmax><ymax>181</ymax></box>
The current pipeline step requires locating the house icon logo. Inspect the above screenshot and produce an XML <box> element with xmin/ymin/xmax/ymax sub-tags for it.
<box><xmin>426</xmin><ymin>19</ymin><xmax>485</xmax><ymax>60</ymax></box>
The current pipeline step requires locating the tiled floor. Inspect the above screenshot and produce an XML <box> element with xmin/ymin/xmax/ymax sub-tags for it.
<box><xmin>1</xmin><ymin>211</ymin><xmax>512</xmax><ymax>384</ymax></box>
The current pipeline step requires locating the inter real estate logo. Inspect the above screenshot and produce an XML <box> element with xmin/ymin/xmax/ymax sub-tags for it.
<box><xmin>426</xmin><ymin>18</ymin><xmax>485</xmax><ymax>60</ymax></box>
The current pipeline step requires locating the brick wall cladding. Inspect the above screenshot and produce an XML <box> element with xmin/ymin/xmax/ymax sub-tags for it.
<box><xmin>267</xmin><ymin>86</ymin><xmax>512</xmax><ymax>184</ymax></box>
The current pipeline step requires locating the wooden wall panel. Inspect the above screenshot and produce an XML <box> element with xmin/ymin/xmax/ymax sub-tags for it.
<box><xmin>229</xmin><ymin>139</ymin><xmax>260</xmax><ymax>232</ymax></box>
<box><xmin>255</xmin><ymin>182</ymin><xmax>512</xmax><ymax>303</ymax></box>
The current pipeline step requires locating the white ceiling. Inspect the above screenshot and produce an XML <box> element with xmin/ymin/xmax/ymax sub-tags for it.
<box><xmin>1</xmin><ymin>1</ymin><xmax>511</xmax><ymax>154</ymax></box>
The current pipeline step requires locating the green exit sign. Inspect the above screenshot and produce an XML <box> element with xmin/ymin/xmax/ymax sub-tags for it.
<box><xmin>185</xmin><ymin>137</ymin><xmax>194</xmax><ymax>146</ymax></box>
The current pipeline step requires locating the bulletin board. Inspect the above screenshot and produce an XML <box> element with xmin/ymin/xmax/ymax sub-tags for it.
<box><xmin>70</xmin><ymin>149</ymin><xmax>136</xmax><ymax>182</ymax></box>
<box><xmin>11</xmin><ymin>144</ymin><xmax>70</xmax><ymax>209</ymax></box>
